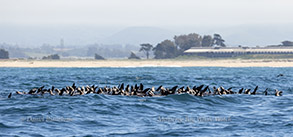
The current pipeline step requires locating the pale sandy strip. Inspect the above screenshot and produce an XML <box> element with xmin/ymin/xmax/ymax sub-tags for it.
<box><xmin>1</xmin><ymin>59</ymin><xmax>293</xmax><ymax>67</ymax></box>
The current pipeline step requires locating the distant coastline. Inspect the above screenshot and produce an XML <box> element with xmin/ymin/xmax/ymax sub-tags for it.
<box><xmin>1</xmin><ymin>59</ymin><xmax>293</xmax><ymax>67</ymax></box>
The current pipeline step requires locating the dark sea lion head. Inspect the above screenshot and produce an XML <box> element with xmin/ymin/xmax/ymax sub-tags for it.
<box><xmin>238</xmin><ymin>88</ymin><xmax>244</xmax><ymax>94</ymax></box>
<box><xmin>186</xmin><ymin>86</ymin><xmax>191</xmax><ymax>91</ymax></box>
<box><xmin>8</xmin><ymin>93</ymin><xmax>12</xmax><ymax>98</ymax></box>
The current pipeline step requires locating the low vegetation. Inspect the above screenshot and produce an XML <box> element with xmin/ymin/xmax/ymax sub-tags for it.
<box><xmin>42</xmin><ymin>54</ymin><xmax>60</xmax><ymax>60</ymax></box>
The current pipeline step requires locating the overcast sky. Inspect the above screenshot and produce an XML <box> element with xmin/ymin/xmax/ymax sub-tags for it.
<box><xmin>0</xmin><ymin>0</ymin><xmax>293</xmax><ymax>46</ymax></box>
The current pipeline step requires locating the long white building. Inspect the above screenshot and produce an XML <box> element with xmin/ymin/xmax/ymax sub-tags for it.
<box><xmin>184</xmin><ymin>46</ymin><xmax>293</xmax><ymax>57</ymax></box>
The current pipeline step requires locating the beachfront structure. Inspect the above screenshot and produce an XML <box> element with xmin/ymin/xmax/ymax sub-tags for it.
<box><xmin>184</xmin><ymin>46</ymin><xmax>293</xmax><ymax>57</ymax></box>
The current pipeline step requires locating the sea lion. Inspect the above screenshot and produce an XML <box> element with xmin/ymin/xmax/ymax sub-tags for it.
<box><xmin>36</xmin><ymin>86</ymin><xmax>45</xmax><ymax>94</ymax></box>
<box><xmin>28</xmin><ymin>88</ymin><xmax>37</xmax><ymax>94</ymax></box>
<box><xmin>70</xmin><ymin>90</ymin><xmax>75</xmax><ymax>96</ymax></box>
<box><xmin>72</xmin><ymin>83</ymin><xmax>76</xmax><ymax>90</ymax></box>
<box><xmin>54</xmin><ymin>89</ymin><xmax>61</xmax><ymax>94</ymax></box>
<box><xmin>119</xmin><ymin>83</ymin><xmax>124</xmax><ymax>90</ymax></box>
<box><xmin>51</xmin><ymin>86</ymin><xmax>55</xmax><ymax>92</ymax></box>
<box><xmin>201</xmin><ymin>86</ymin><xmax>209</xmax><ymax>93</ymax></box>
<box><xmin>212</xmin><ymin>87</ymin><xmax>217</xmax><ymax>95</ymax></box>
<box><xmin>8</xmin><ymin>93</ymin><xmax>12</xmax><ymax>98</ymax></box>
<box><xmin>79</xmin><ymin>89</ymin><xmax>85</xmax><ymax>95</ymax></box>
<box><xmin>16</xmin><ymin>91</ymin><xmax>24</xmax><ymax>95</ymax></box>
<box><xmin>198</xmin><ymin>87</ymin><xmax>207</xmax><ymax>96</ymax></box>
<box><xmin>185</xmin><ymin>86</ymin><xmax>191</xmax><ymax>92</ymax></box>
<box><xmin>49</xmin><ymin>89</ymin><xmax>54</xmax><ymax>95</ymax></box>
<box><xmin>220</xmin><ymin>87</ymin><xmax>227</xmax><ymax>95</ymax></box>
<box><xmin>142</xmin><ymin>88</ymin><xmax>150</xmax><ymax>93</ymax></box>
<box><xmin>244</xmin><ymin>89</ymin><xmax>251</xmax><ymax>94</ymax></box>
<box><xmin>177</xmin><ymin>88</ymin><xmax>183</xmax><ymax>94</ymax></box>
<box><xmin>160</xmin><ymin>87</ymin><xmax>167</xmax><ymax>96</ymax></box>
<box><xmin>196</xmin><ymin>85</ymin><xmax>204</xmax><ymax>91</ymax></box>
<box><xmin>68</xmin><ymin>86</ymin><xmax>75</xmax><ymax>92</ymax></box>
<box><xmin>139</xmin><ymin>83</ymin><xmax>144</xmax><ymax>91</ymax></box>
<box><xmin>238</xmin><ymin>88</ymin><xmax>244</xmax><ymax>94</ymax></box>
<box><xmin>97</xmin><ymin>88</ymin><xmax>103</xmax><ymax>94</ymax></box>
<box><xmin>91</xmin><ymin>85</ymin><xmax>97</xmax><ymax>93</ymax></box>
<box><xmin>227</xmin><ymin>87</ymin><xmax>234</xmax><ymax>94</ymax></box>
<box><xmin>264</xmin><ymin>88</ymin><xmax>268</xmax><ymax>95</ymax></box>
<box><xmin>207</xmin><ymin>87</ymin><xmax>212</xmax><ymax>95</ymax></box>
<box><xmin>275</xmin><ymin>90</ymin><xmax>283</xmax><ymax>96</ymax></box>
<box><xmin>148</xmin><ymin>90</ymin><xmax>155</xmax><ymax>96</ymax></box>
<box><xmin>251</xmin><ymin>86</ymin><xmax>258</xmax><ymax>95</ymax></box>
<box><xmin>86</xmin><ymin>90</ymin><xmax>92</xmax><ymax>94</ymax></box>
<box><xmin>156</xmin><ymin>85</ymin><xmax>163</xmax><ymax>91</ymax></box>
<box><xmin>11</xmin><ymin>84</ymin><xmax>285</xmax><ymax>97</ymax></box>
<box><xmin>59</xmin><ymin>88</ymin><xmax>65</xmax><ymax>96</ymax></box>
<box><xmin>192</xmin><ymin>86</ymin><xmax>197</xmax><ymax>91</ymax></box>
<box><xmin>217</xmin><ymin>87</ymin><xmax>222</xmax><ymax>95</ymax></box>
<box><xmin>169</xmin><ymin>86</ymin><xmax>178</xmax><ymax>94</ymax></box>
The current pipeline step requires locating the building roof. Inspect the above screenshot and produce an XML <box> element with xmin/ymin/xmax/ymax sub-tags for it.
<box><xmin>184</xmin><ymin>46</ymin><xmax>293</xmax><ymax>53</ymax></box>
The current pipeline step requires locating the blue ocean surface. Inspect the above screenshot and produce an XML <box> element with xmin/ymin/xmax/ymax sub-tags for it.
<box><xmin>0</xmin><ymin>67</ymin><xmax>292</xmax><ymax>136</ymax></box>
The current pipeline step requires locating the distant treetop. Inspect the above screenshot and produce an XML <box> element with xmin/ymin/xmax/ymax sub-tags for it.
<box><xmin>0</xmin><ymin>49</ymin><xmax>9</xmax><ymax>59</ymax></box>
<box><xmin>42</xmin><ymin>54</ymin><xmax>60</xmax><ymax>60</ymax></box>
<box><xmin>282</xmin><ymin>41</ymin><xmax>293</xmax><ymax>46</ymax></box>
<box><xmin>139</xmin><ymin>43</ymin><xmax>153</xmax><ymax>59</ymax></box>
<box><xmin>94</xmin><ymin>53</ymin><xmax>105</xmax><ymax>60</ymax></box>
<box><xmin>128</xmin><ymin>52</ymin><xmax>140</xmax><ymax>59</ymax></box>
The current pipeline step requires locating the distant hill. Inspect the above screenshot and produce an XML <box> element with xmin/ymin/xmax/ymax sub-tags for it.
<box><xmin>101</xmin><ymin>27</ymin><xmax>176</xmax><ymax>45</ymax></box>
<box><xmin>202</xmin><ymin>24</ymin><xmax>293</xmax><ymax>47</ymax></box>
<box><xmin>1</xmin><ymin>24</ymin><xmax>293</xmax><ymax>47</ymax></box>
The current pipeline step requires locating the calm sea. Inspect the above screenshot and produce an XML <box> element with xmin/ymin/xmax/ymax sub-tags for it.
<box><xmin>0</xmin><ymin>67</ymin><xmax>292</xmax><ymax>136</ymax></box>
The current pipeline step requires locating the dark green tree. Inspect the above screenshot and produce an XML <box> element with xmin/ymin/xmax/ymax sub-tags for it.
<box><xmin>95</xmin><ymin>53</ymin><xmax>105</xmax><ymax>60</ymax></box>
<box><xmin>213</xmin><ymin>34</ymin><xmax>226</xmax><ymax>47</ymax></box>
<box><xmin>42</xmin><ymin>54</ymin><xmax>60</xmax><ymax>60</ymax></box>
<box><xmin>281</xmin><ymin>41</ymin><xmax>293</xmax><ymax>46</ymax></box>
<box><xmin>201</xmin><ymin>35</ymin><xmax>213</xmax><ymax>47</ymax></box>
<box><xmin>153</xmin><ymin>40</ymin><xmax>178</xmax><ymax>59</ymax></box>
<box><xmin>139</xmin><ymin>43</ymin><xmax>153</xmax><ymax>59</ymax></box>
<box><xmin>0</xmin><ymin>49</ymin><xmax>9</xmax><ymax>59</ymax></box>
<box><xmin>128</xmin><ymin>52</ymin><xmax>140</xmax><ymax>59</ymax></box>
<box><xmin>174</xmin><ymin>33</ymin><xmax>202</xmax><ymax>52</ymax></box>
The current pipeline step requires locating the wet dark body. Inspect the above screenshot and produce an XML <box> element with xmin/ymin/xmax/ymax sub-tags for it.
<box><xmin>10</xmin><ymin>83</ymin><xmax>283</xmax><ymax>98</ymax></box>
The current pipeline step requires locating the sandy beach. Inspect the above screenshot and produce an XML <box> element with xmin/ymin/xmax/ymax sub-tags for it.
<box><xmin>1</xmin><ymin>59</ymin><xmax>293</xmax><ymax>67</ymax></box>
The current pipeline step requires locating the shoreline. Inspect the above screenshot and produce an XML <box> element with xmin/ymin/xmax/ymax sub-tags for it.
<box><xmin>1</xmin><ymin>59</ymin><xmax>293</xmax><ymax>67</ymax></box>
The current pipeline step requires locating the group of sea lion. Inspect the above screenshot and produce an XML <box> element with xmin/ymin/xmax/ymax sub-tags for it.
<box><xmin>7</xmin><ymin>83</ymin><xmax>283</xmax><ymax>98</ymax></box>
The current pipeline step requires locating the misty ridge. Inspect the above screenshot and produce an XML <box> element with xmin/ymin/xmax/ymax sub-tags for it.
<box><xmin>0</xmin><ymin>24</ymin><xmax>293</xmax><ymax>59</ymax></box>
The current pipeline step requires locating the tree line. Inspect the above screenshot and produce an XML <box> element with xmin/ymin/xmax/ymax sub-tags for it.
<box><xmin>139</xmin><ymin>33</ymin><xmax>226</xmax><ymax>59</ymax></box>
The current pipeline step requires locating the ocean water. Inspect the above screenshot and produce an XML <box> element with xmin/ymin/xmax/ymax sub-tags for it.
<box><xmin>0</xmin><ymin>67</ymin><xmax>292</xmax><ymax>137</ymax></box>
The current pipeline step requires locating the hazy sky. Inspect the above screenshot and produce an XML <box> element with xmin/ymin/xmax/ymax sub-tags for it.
<box><xmin>0</xmin><ymin>0</ymin><xmax>293</xmax><ymax>46</ymax></box>
<box><xmin>1</xmin><ymin>0</ymin><xmax>292</xmax><ymax>26</ymax></box>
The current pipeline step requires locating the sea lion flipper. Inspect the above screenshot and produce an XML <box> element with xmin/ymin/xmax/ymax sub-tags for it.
<box><xmin>156</xmin><ymin>85</ymin><xmax>162</xmax><ymax>91</ymax></box>
<box><xmin>8</xmin><ymin>93</ymin><xmax>12</xmax><ymax>98</ymax></box>
<box><xmin>139</xmin><ymin>83</ymin><xmax>143</xmax><ymax>91</ymax></box>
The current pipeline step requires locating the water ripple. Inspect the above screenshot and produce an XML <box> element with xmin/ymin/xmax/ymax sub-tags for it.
<box><xmin>0</xmin><ymin>67</ymin><xmax>292</xmax><ymax>136</ymax></box>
